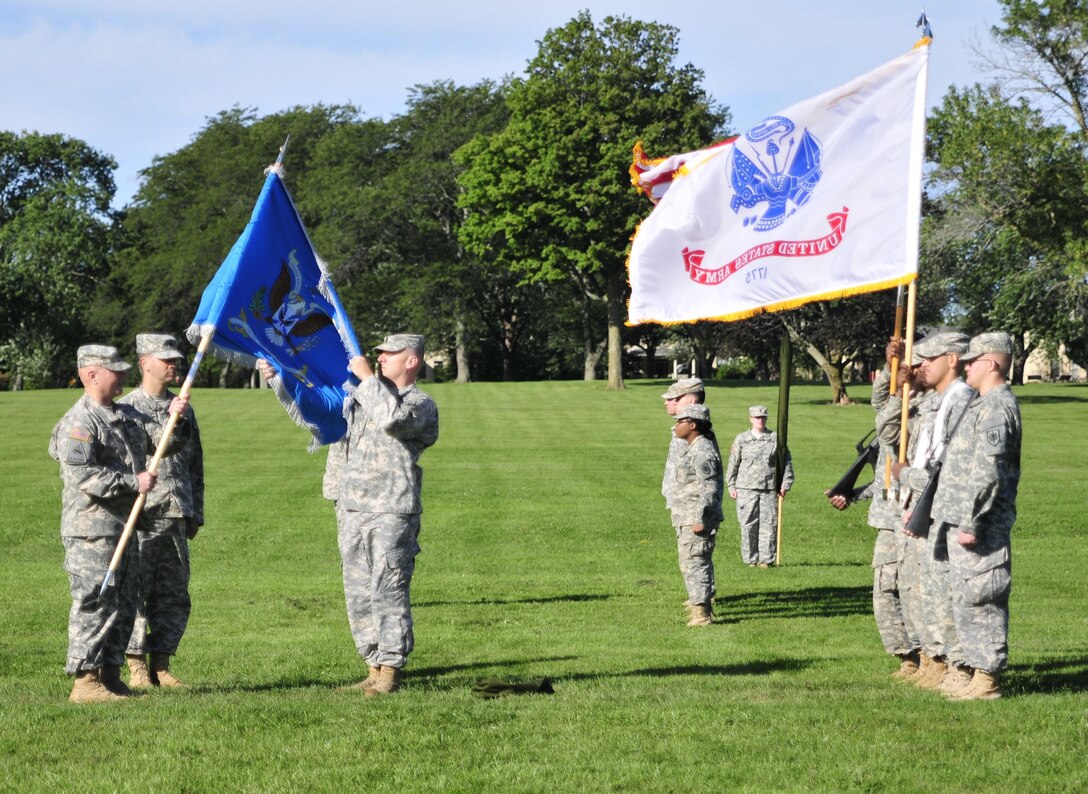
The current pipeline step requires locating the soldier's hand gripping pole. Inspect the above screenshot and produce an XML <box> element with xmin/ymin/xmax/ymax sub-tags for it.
<box><xmin>99</xmin><ymin>333</ymin><xmax>213</xmax><ymax>596</ymax></box>
<box><xmin>883</xmin><ymin>285</ymin><xmax>906</xmax><ymax>497</ymax></box>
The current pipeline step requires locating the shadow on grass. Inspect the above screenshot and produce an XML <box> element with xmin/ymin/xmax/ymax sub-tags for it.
<box><xmin>714</xmin><ymin>585</ymin><xmax>871</xmax><ymax>622</ymax></box>
<box><xmin>561</xmin><ymin>658</ymin><xmax>816</xmax><ymax>683</ymax></box>
<box><xmin>1013</xmin><ymin>392</ymin><xmax>1088</xmax><ymax>405</ymax></box>
<box><xmin>190</xmin><ymin>657</ymin><xmax>581</xmax><ymax>694</ymax></box>
<box><xmin>416</xmin><ymin>593</ymin><xmax>610</xmax><ymax>608</ymax></box>
<box><xmin>1006</xmin><ymin>657</ymin><xmax>1088</xmax><ymax>695</ymax></box>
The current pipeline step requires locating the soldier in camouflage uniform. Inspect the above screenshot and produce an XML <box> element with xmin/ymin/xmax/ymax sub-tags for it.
<box><xmin>828</xmin><ymin>339</ymin><xmax>918</xmax><ymax>675</ymax></box>
<box><xmin>660</xmin><ymin>378</ymin><xmax>708</xmax><ymax>617</ymax></box>
<box><xmin>665</xmin><ymin>404</ymin><xmax>723</xmax><ymax>627</ymax></box>
<box><xmin>726</xmin><ymin>405</ymin><xmax>793</xmax><ymax>567</ymax></box>
<box><xmin>661</xmin><ymin>378</ymin><xmax>705</xmax><ymax>511</ymax></box>
<box><xmin>120</xmin><ymin>334</ymin><xmax>204</xmax><ymax>689</ymax></box>
<box><xmin>337</xmin><ymin>334</ymin><xmax>438</xmax><ymax>696</ymax></box>
<box><xmin>48</xmin><ymin>345</ymin><xmax>190</xmax><ymax>703</ymax></box>
<box><xmin>893</xmin><ymin>333</ymin><xmax>975</xmax><ymax>694</ymax></box>
<box><xmin>934</xmin><ymin>332</ymin><xmax>1020</xmax><ymax>701</ymax></box>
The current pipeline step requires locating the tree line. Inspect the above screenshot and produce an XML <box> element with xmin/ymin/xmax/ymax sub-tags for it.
<box><xmin>3</xmin><ymin>4</ymin><xmax>1086</xmax><ymax>397</ymax></box>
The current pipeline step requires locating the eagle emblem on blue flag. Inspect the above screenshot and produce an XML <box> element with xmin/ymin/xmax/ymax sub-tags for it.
<box><xmin>729</xmin><ymin>115</ymin><xmax>823</xmax><ymax>232</ymax></box>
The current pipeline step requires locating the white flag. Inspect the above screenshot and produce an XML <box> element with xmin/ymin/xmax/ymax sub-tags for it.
<box><xmin>627</xmin><ymin>42</ymin><xmax>929</xmax><ymax>325</ymax></box>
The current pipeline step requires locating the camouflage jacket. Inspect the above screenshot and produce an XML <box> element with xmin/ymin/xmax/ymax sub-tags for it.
<box><xmin>726</xmin><ymin>430</ymin><xmax>793</xmax><ymax>491</ymax></box>
<box><xmin>859</xmin><ymin>386</ymin><xmax>933</xmax><ymax>528</ymax></box>
<box><xmin>897</xmin><ymin>380</ymin><xmax>974</xmax><ymax>497</ymax></box>
<box><xmin>931</xmin><ymin>385</ymin><xmax>1021</xmax><ymax>545</ymax></box>
<box><xmin>119</xmin><ymin>386</ymin><xmax>204</xmax><ymax>524</ymax></box>
<box><xmin>48</xmin><ymin>394</ymin><xmax>189</xmax><ymax>538</ymax></box>
<box><xmin>661</xmin><ymin>435</ymin><xmax>687</xmax><ymax>509</ymax></box>
<box><xmin>338</xmin><ymin>377</ymin><xmax>439</xmax><ymax>514</ymax></box>
<box><xmin>669</xmin><ymin>435</ymin><xmax>724</xmax><ymax>527</ymax></box>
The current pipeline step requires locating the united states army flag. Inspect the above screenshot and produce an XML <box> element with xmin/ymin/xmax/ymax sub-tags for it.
<box><xmin>627</xmin><ymin>41</ymin><xmax>929</xmax><ymax>325</ymax></box>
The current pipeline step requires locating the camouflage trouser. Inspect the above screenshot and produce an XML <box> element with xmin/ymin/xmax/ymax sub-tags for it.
<box><xmin>919</xmin><ymin>523</ymin><xmax>963</xmax><ymax>666</ymax></box>
<box><xmin>126</xmin><ymin>517</ymin><xmax>192</xmax><ymax>656</ymax></box>
<box><xmin>62</xmin><ymin>536</ymin><xmax>138</xmax><ymax>675</ymax></box>
<box><xmin>947</xmin><ymin>530</ymin><xmax>1011</xmax><ymax>674</ymax></box>
<box><xmin>871</xmin><ymin>529</ymin><xmax>910</xmax><ymax>655</ymax></box>
<box><xmin>895</xmin><ymin>529</ymin><xmax>924</xmax><ymax>651</ymax></box>
<box><xmin>674</xmin><ymin>523</ymin><xmax>717</xmax><ymax>606</ymax></box>
<box><xmin>339</xmin><ymin>509</ymin><xmax>421</xmax><ymax>669</ymax></box>
<box><xmin>736</xmin><ymin>489</ymin><xmax>776</xmax><ymax>564</ymax></box>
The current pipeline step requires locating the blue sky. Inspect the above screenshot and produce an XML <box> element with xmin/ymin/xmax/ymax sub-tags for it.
<box><xmin>1</xmin><ymin>1</ymin><xmax>1006</xmax><ymax>207</ymax></box>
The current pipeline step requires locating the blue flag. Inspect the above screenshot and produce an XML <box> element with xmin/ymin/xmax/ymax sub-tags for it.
<box><xmin>187</xmin><ymin>169</ymin><xmax>360</xmax><ymax>447</ymax></box>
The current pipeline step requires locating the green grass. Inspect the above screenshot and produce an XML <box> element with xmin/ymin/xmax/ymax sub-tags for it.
<box><xmin>1</xmin><ymin>380</ymin><xmax>1086</xmax><ymax>792</ymax></box>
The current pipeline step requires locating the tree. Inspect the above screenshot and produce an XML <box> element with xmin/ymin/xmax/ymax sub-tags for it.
<box><xmin>779</xmin><ymin>292</ymin><xmax>900</xmax><ymax>405</ymax></box>
<box><xmin>924</xmin><ymin>83</ymin><xmax>1088</xmax><ymax>380</ymax></box>
<box><xmin>303</xmin><ymin>81</ymin><xmax>512</xmax><ymax>381</ymax></box>
<box><xmin>109</xmin><ymin>105</ymin><xmax>361</xmax><ymax>384</ymax></box>
<box><xmin>0</xmin><ymin>131</ymin><xmax>117</xmax><ymax>388</ymax></box>
<box><xmin>980</xmin><ymin>0</ymin><xmax>1088</xmax><ymax>135</ymax></box>
<box><xmin>458</xmin><ymin>12</ymin><xmax>729</xmax><ymax>388</ymax></box>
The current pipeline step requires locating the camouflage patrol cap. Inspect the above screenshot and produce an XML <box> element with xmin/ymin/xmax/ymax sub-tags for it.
<box><xmin>77</xmin><ymin>345</ymin><xmax>131</xmax><ymax>372</ymax></box>
<box><xmin>913</xmin><ymin>331</ymin><xmax>969</xmax><ymax>359</ymax></box>
<box><xmin>661</xmin><ymin>377</ymin><xmax>704</xmax><ymax>399</ymax></box>
<box><xmin>676</xmin><ymin>404</ymin><xmax>711</xmax><ymax>423</ymax></box>
<box><xmin>375</xmin><ymin>334</ymin><xmax>425</xmax><ymax>353</ymax></box>
<box><xmin>136</xmin><ymin>333</ymin><xmax>184</xmax><ymax>359</ymax></box>
<box><xmin>748</xmin><ymin>405</ymin><xmax>769</xmax><ymax>417</ymax></box>
<box><xmin>960</xmin><ymin>331</ymin><xmax>1014</xmax><ymax>361</ymax></box>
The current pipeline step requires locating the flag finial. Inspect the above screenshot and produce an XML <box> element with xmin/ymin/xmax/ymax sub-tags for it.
<box><xmin>916</xmin><ymin>10</ymin><xmax>933</xmax><ymax>40</ymax></box>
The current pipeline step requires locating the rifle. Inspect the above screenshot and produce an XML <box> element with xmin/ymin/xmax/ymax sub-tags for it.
<box><xmin>903</xmin><ymin>461</ymin><xmax>940</xmax><ymax>537</ymax></box>
<box><xmin>902</xmin><ymin>394</ymin><xmax>976</xmax><ymax>539</ymax></box>
<box><xmin>827</xmin><ymin>429</ymin><xmax>879</xmax><ymax>499</ymax></box>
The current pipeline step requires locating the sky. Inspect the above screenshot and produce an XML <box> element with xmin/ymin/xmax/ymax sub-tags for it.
<box><xmin>1</xmin><ymin>1</ymin><xmax>1008</xmax><ymax>208</ymax></box>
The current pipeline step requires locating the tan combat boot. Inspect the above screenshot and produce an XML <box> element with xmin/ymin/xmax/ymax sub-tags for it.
<box><xmin>950</xmin><ymin>669</ymin><xmax>1002</xmax><ymax>701</ymax></box>
<box><xmin>914</xmin><ymin>657</ymin><xmax>948</xmax><ymax>690</ymax></box>
<box><xmin>127</xmin><ymin>654</ymin><xmax>154</xmax><ymax>688</ymax></box>
<box><xmin>687</xmin><ymin>603</ymin><xmax>712</xmax><ymax>627</ymax></box>
<box><xmin>338</xmin><ymin>666</ymin><xmax>381</xmax><ymax>692</ymax></box>
<box><xmin>150</xmin><ymin>653</ymin><xmax>184</xmax><ymax>687</ymax></box>
<box><xmin>891</xmin><ymin>652</ymin><xmax>920</xmax><ymax>680</ymax></box>
<box><xmin>906</xmin><ymin>654</ymin><xmax>932</xmax><ymax>682</ymax></box>
<box><xmin>69</xmin><ymin>670</ymin><xmax>126</xmax><ymax>703</ymax></box>
<box><xmin>100</xmin><ymin>665</ymin><xmax>136</xmax><ymax>697</ymax></box>
<box><xmin>938</xmin><ymin>664</ymin><xmax>973</xmax><ymax>697</ymax></box>
<box><xmin>364</xmin><ymin>665</ymin><xmax>402</xmax><ymax>698</ymax></box>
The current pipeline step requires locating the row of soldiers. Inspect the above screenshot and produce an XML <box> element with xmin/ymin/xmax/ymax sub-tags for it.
<box><xmin>830</xmin><ymin>330</ymin><xmax>1022</xmax><ymax>701</ymax></box>
<box><xmin>49</xmin><ymin>336</ymin><xmax>203</xmax><ymax>703</ymax></box>
<box><xmin>659</xmin><ymin>379</ymin><xmax>794</xmax><ymax>626</ymax></box>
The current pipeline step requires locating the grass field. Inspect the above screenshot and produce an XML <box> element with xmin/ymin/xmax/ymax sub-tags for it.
<box><xmin>1</xmin><ymin>379</ymin><xmax>1086</xmax><ymax>793</ymax></box>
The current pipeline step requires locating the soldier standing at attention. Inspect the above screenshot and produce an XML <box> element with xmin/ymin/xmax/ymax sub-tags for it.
<box><xmin>666</xmin><ymin>404</ymin><xmax>723</xmax><ymax>627</ymax></box>
<box><xmin>338</xmin><ymin>334</ymin><xmax>438</xmax><ymax>696</ymax></box>
<box><xmin>120</xmin><ymin>334</ymin><xmax>204</xmax><ymax>689</ymax></box>
<box><xmin>49</xmin><ymin>345</ymin><xmax>189</xmax><ymax>703</ymax></box>
<box><xmin>829</xmin><ymin>340</ymin><xmax>925</xmax><ymax>678</ymax></box>
<box><xmin>661</xmin><ymin>378</ymin><xmax>706</xmax><ymax>512</ymax></box>
<box><xmin>660</xmin><ymin>378</ymin><xmax>707</xmax><ymax>619</ymax></box>
<box><xmin>932</xmin><ymin>332</ymin><xmax>1021</xmax><ymax>701</ymax></box>
<box><xmin>727</xmin><ymin>406</ymin><xmax>793</xmax><ymax>567</ymax></box>
<box><xmin>893</xmin><ymin>333</ymin><xmax>975</xmax><ymax>694</ymax></box>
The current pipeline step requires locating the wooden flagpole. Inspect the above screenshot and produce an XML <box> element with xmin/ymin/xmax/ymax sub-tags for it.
<box><xmin>100</xmin><ymin>332</ymin><xmax>213</xmax><ymax>595</ymax></box>
<box><xmin>896</xmin><ymin>281</ymin><xmax>919</xmax><ymax>468</ymax></box>
<box><xmin>774</xmin><ymin>332</ymin><xmax>793</xmax><ymax>566</ymax></box>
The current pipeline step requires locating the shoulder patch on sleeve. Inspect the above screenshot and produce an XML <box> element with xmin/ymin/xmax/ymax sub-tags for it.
<box><xmin>979</xmin><ymin>418</ymin><xmax>1008</xmax><ymax>455</ymax></box>
<box><xmin>63</xmin><ymin>437</ymin><xmax>92</xmax><ymax>465</ymax></box>
<box><xmin>69</xmin><ymin>427</ymin><xmax>91</xmax><ymax>443</ymax></box>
